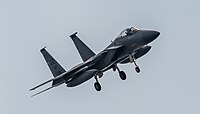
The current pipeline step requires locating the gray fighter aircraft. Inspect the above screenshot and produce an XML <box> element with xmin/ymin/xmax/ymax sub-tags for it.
<box><xmin>30</xmin><ymin>27</ymin><xmax>160</xmax><ymax>97</ymax></box>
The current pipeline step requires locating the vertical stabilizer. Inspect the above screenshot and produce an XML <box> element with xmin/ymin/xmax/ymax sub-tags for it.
<box><xmin>40</xmin><ymin>47</ymin><xmax>66</xmax><ymax>77</ymax></box>
<box><xmin>40</xmin><ymin>47</ymin><xmax>66</xmax><ymax>86</ymax></box>
<box><xmin>70</xmin><ymin>32</ymin><xmax>95</xmax><ymax>62</ymax></box>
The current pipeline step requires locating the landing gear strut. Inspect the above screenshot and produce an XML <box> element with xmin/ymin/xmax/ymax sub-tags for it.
<box><xmin>129</xmin><ymin>55</ymin><xmax>140</xmax><ymax>73</ymax></box>
<box><xmin>116</xmin><ymin>66</ymin><xmax>127</xmax><ymax>80</ymax></box>
<box><xmin>94</xmin><ymin>75</ymin><xmax>101</xmax><ymax>91</ymax></box>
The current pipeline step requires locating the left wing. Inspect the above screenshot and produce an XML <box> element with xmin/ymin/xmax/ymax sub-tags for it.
<box><xmin>102</xmin><ymin>45</ymin><xmax>124</xmax><ymax>64</ymax></box>
<box><xmin>106</xmin><ymin>45</ymin><xmax>123</xmax><ymax>50</ymax></box>
<box><xmin>102</xmin><ymin>54</ymin><xmax>129</xmax><ymax>72</ymax></box>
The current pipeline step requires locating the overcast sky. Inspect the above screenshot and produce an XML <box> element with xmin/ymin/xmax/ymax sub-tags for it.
<box><xmin>1</xmin><ymin>0</ymin><xmax>200</xmax><ymax>114</ymax></box>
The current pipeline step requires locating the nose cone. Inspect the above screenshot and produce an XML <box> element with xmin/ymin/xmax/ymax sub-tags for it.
<box><xmin>142</xmin><ymin>30</ymin><xmax>160</xmax><ymax>44</ymax></box>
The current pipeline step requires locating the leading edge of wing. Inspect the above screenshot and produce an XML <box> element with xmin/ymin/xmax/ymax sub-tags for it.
<box><xmin>29</xmin><ymin>74</ymin><xmax>65</xmax><ymax>91</ymax></box>
<box><xmin>31</xmin><ymin>86</ymin><xmax>53</xmax><ymax>97</ymax></box>
<box><xmin>30</xmin><ymin>56</ymin><xmax>94</xmax><ymax>91</ymax></box>
<box><xmin>106</xmin><ymin>45</ymin><xmax>123</xmax><ymax>50</ymax></box>
<box><xmin>30</xmin><ymin>79</ymin><xmax>53</xmax><ymax>91</ymax></box>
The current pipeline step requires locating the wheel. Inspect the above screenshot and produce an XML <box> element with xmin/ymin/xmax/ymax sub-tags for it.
<box><xmin>119</xmin><ymin>71</ymin><xmax>127</xmax><ymax>80</ymax></box>
<box><xmin>135</xmin><ymin>66</ymin><xmax>140</xmax><ymax>73</ymax></box>
<box><xmin>94</xmin><ymin>82</ymin><xmax>101</xmax><ymax>91</ymax></box>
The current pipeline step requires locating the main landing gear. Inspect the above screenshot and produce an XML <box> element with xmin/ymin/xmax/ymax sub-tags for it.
<box><xmin>113</xmin><ymin>65</ymin><xmax>127</xmax><ymax>80</ymax></box>
<box><xmin>94</xmin><ymin>81</ymin><xmax>101</xmax><ymax>91</ymax></box>
<box><xmin>116</xmin><ymin>66</ymin><xmax>127</xmax><ymax>80</ymax></box>
<box><xmin>94</xmin><ymin>73</ymin><xmax>102</xmax><ymax>91</ymax></box>
<box><xmin>129</xmin><ymin>55</ymin><xmax>140</xmax><ymax>73</ymax></box>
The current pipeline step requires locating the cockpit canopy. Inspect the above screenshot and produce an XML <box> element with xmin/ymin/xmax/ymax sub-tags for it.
<box><xmin>117</xmin><ymin>27</ymin><xmax>139</xmax><ymax>38</ymax></box>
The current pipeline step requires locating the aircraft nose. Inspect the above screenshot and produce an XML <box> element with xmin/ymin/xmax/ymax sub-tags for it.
<box><xmin>142</xmin><ymin>30</ymin><xmax>160</xmax><ymax>44</ymax></box>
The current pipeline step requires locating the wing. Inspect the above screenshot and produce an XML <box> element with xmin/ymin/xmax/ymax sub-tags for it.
<box><xmin>31</xmin><ymin>86</ymin><xmax>53</xmax><ymax>97</ymax></box>
<box><xmin>102</xmin><ymin>54</ymin><xmax>129</xmax><ymax>72</ymax></box>
<box><xmin>100</xmin><ymin>44</ymin><xmax>129</xmax><ymax>72</ymax></box>
<box><xmin>29</xmin><ymin>75</ymin><xmax>64</xmax><ymax>97</ymax></box>
<box><xmin>30</xmin><ymin>57</ymin><xmax>94</xmax><ymax>97</ymax></box>
<box><xmin>102</xmin><ymin>45</ymin><xmax>124</xmax><ymax>64</ymax></box>
<box><xmin>40</xmin><ymin>47</ymin><xmax>66</xmax><ymax>87</ymax></box>
<box><xmin>106</xmin><ymin>45</ymin><xmax>123</xmax><ymax>50</ymax></box>
<box><xmin>30</xmin><ymin>47</ymin><xmax>67</xmax><ymax>97</ymax></box>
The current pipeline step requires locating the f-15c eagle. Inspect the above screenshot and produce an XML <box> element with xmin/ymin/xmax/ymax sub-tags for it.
<box><xmin>30</xmin><ymin>27</ymin><xmax>160</xmax><ymax>97</ymax></box>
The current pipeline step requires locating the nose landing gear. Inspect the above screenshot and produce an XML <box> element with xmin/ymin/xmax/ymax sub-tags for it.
<box><xmin>129</xmin><ymin>54</ymin><xmax>140</xmax><ymax>73</ymax></box>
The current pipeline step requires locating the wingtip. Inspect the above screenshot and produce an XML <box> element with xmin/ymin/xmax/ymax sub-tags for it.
<box><xmin>70</xmin><ymin>32</ymin><xmax>78</xmax><ymax>38</ymax></box>
<box><xmin>30</xmin><ymin>86</ymin><xmax>53</xmax><ymax>97</ymax></box>
<box><xmin>30</xmin><ymin>88</ymin><xmax>34</xmax><ymax>91</ymax></box>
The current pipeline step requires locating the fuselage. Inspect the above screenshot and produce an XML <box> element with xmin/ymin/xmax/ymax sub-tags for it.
<box><xmin>88</xmin><ymin>29</ymin><xmax>160</xmax><ymax>72</ymax></box>
<box><xmin>30</xmin><ymin>27</ymin><xmax>160</xmax><ymax>96</ymax></box>
<box><xmin>66</xmin><ymin>28</ymin><xmax>160</xmax><ymax>87</ymax></box>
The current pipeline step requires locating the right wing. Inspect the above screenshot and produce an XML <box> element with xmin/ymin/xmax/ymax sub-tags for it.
<box><xmin>40</xmin><ymin>47</ymin><xmax>66</xmax><ymax>87</ymax></box>
<box><xmin>30</xmin><ymin>47</ymin><xmax>67</xmax><ymax>97</ymax></box>
<box><xmin>29</xmin><ymin>75</ymin><xmax>64</xmax><ymax>97</ymax></box>
<box><xmin>31</xmin><ymin>86</ymin><xmax>53</xmax><ymax>97</ymax></box>
<box><xmin>30</xmin><ymin>55</ymin><xmax>94</xmax><ymax>97</ymax></box>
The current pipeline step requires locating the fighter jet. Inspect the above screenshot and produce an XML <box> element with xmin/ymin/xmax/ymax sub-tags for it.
<box><xmin>30</xmin><ymin>27</ymin><xmax>160</xmax><ymax>97</ymax></box>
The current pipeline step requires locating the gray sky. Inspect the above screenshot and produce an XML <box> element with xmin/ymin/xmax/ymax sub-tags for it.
<box><xmin>1</xmin><ymin>0</ymin><xmax>200</xmax><ymax>114</ymax></box>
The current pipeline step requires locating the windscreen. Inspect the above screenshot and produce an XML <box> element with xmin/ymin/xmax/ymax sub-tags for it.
<box><xmin>117</xmin><ymin>27</ymin><xmax>139</xmax><ymax>38</ymax></box>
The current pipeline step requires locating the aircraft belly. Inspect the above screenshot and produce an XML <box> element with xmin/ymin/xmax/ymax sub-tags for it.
<box><xmin>66</xmin><ymin>69</ymin><xmax>97</xmax><ymax>87</ymax></box>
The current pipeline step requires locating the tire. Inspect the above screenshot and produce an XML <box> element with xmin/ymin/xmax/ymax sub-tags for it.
<box><xmin>94</xmin><ymin>82</ymin><xmax>101</xmax><ymax>91</ymax></box>
<box><xmin>119</xmin><ymin>71</ymin><xmax>127</xmax><ymax>80</ymax></box>
<box><xmin>135</xmin><ymin>66</ymin><xmax>140</xmax><ymax>73</ymax></box>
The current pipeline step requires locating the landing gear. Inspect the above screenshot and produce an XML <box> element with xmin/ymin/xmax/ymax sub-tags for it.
<box><xmin>94</xmin><ymin>82</ymin><xmax>101</xmax><ymax>91</ymax></box>
<box><xmin>133</xmin><ymin>61</ymin><xmax>140</xmax><ymax>73</ymax></box>
<box><xmin>129</xmin><ymin>54</ymin><xmax>140</xmax><ymax>73</ymax></box>
<box><xmin>135</xmin><ymin>66</ymin><xmax>140</xmax><ymax>73</ymax></box>
<box><xmin>94</xmin><ymin>75</ymin><xmax>101</xmax><ymax>91</ymax></box>
<box><xmin>116</xmin><ymin>66</ymin><xmax>127</xmax><ymax>80</ymax></box>
<box><xmin>119</xmin><ymin>71</ymin><xmax>126</xmax><ymax>80</ymax></box>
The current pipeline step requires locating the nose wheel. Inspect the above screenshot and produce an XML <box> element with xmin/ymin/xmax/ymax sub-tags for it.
<box><xmin>94</xmin><ymin>75</ymin><xmax>101</xmax><ymax>91</ymax></box>
<box><xmin>133</xmin><ymin>60</ymin><xmax>140</xmax><ymax>73</ymax></box>
<box><xmin>135</xmin><ymin>66</ymin><xmax>140</xmax><ymax>73</ymax></box>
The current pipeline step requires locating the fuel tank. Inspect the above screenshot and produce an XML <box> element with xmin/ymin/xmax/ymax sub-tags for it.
<box><xmin>120</xmin><ymin>46</ymin><xmax>151</xmax><ymax>64</ymax></box>
<box><xmin>67</xmin><ymin>69</ymin><xmax>97</xmax><ymax>87</ymax></box>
